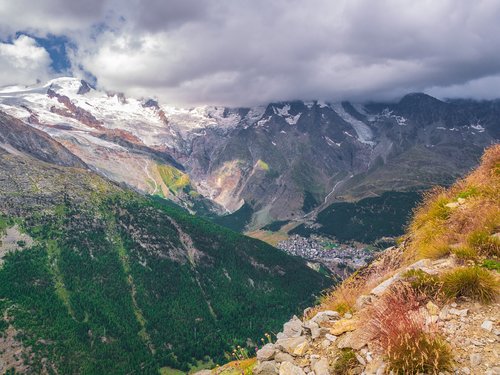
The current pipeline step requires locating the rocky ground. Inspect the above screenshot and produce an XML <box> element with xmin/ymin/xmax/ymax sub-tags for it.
<box><xmin>250</xmin><ymin>255</ymin><xmax>499</xmax><ymax>375</ymax></box>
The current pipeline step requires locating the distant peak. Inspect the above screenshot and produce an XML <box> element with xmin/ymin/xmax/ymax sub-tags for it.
<box><xmin>399</xmin><ymin>92</ymin><xmax>443</xmax><ymax>105</ymax></box>
<box><xmin>77</xmin><ymin>80</ymin><xmax>94</xmax><ymax>95</ymax></box>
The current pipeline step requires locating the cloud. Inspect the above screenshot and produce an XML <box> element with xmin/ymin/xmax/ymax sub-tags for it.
<box><xmin>0</xmin><ymin>35</ymin><xmax>53</xmax><ymax>86</ymax></box>
<box><xmin>2</xmin><ymin>0</ymin><xmax>500</xmax><ymax>105</ymax></box>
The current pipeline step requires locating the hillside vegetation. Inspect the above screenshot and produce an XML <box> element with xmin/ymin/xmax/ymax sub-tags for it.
<box><xmin>245</xmin><ymin>145</ymin><xmax>499</xmax><ymax>375</ymax></box>
<box><xmin>0</xmin><ymin>144</ymin><xmax>331</xmax><ymax>374</ymax></box>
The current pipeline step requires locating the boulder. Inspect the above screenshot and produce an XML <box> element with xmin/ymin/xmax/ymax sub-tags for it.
<box><xmin>312</xmin><ymin>357</ymin><xmax>330</xmax><ymax>375</ymax></box>
<box><xmin>279</xmin><ymin>361</ymin><xmax>306</xmax><ymax>375</ymax></box>
<box><xmin>336</xmin><ymin>330</ymin><xmax>368</xmax><ymax>350</ymax></box>
<box><xmin>283</xmin><ymin>316</ymin><xmax>303</xmax><ymax>338</ymax></box>
<box><xmin>254</xmin><ymin>360</ymin><xmax>279</xmax><ymax>375</ymax></box>
<box><xmin>274</xmin><ymin>351</ymin><xmax>295</xmax><ymax>364</ymax></box>
<box><xmin>329</xmin><ymin>319</ymin><xmax>357</xmax><ymax>335</ymax></box>
<box><xmin>292</xmin><ymin>340</ymin><xmax>309</xmax><ymax>356</ymax></box>
<box><xmin>310</xmin><ymin>310</ymin><xmax>340</xmax><ymax>325</ymax></box>
<box><xmin>275</xmin><ymin>336</ymin><xmax>308</xmax><ymax>356</ymax></box>
<box><xmin>370</xmin><ymin>274</ymin><xmax>400</xmax><ymax>296</ymax></box>
<box><xmin>257</xmin><ymin>343</ymin><xmax>276</xmax><ymax>361</ymax></box>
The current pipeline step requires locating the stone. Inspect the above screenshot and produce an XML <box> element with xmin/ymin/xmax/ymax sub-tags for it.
<box><xmin>279</xmin><ymin>361</ymin><xmax>306</xmax><ymax>375</ymax></box>
<box><xmin>370</xmin><ymin>274</ymin><xmax>400</xmax><ymax>296</ymax></box>
<box><xmin>292</xmin><ymin>340</ymin><xmax>309</xmax><ymax>356</ymax></box>
<box><xmin>336</xmin><ymin>331</ymin><xmax>368</xmax><ymax>350</ymax></box>
<box><xmin>355</xmin><ymin>353</ymin><xmax>366</xmax><ymax>366</ymax></box>
<box><xmin>344</xmin><ymin>313</ymin><xmax>353</xmax><ymax>319</ymax></box>
<box><xmin>310</xmin><ymin>310</ymin><xmax>340</xmax><ymax>325</ymax></box>
<box><xmin>449</xmin><ymin>308</ymin><xmax>468</xmax><ymax>317</ymax></box>
<box><xmin>254</xmin><ymin>361</ymin><xmax>279</xmax><ymax>375</ymax></box>
<box><xmin>426</xmin><ymin>301</ymin><xmax>440</xmax><ymax>316</ymax></box>
<box><xmin>274</xmin><ymin>351</ymin><xmax>295</xmax><ymax>364</ymax></box>
<box><xmin>481</xmin><ymin>320</ymin><xmax>493</xmax><ymax>332</ymax></box>
<box><xmin>485</xmin><ymin>368</ymin><xmax>500</xmax><ymax>375</ymax></box>
<box><xmin>312</xmin><ymin>357</ymin><xmax>329</xmax><ymax>375</ymax></box>
<box><xmin>283</xmin><ymin>316</ymin><xmax>303</xmax><ymax>338</ymax></box>
<box><xmin>445</xmin><ymin>202</ymin><xmax>460</xmax><ymax>209</ymax></box>
<box><xmin>470</xmin><ymin>353</ymin><xmax>482</xmax><ymax>366</ymax></box>
<box><xmin>257</xmin><ymin>343</ymin><xmax>276</xmax><ymax>361</ymax></box>
<box><xmin>275</xmin><ymin>336</ymin><xmax>308</xmax><ymax>356</ymax></box>
<box><xmin>329</xmin><ymin>319</ymin><xmax>357</xmax><ymax>335</ymax></box>
<box><xmin>325</xmin><ymin>333</ymin><xmax>337</xmax><ymax>342</ymax></box>
<box><xmin>321</xmin><ymin>339</ymin><xmax>331</xmax><ymax>349</ymax></box>
<box><xmin>461</xmin><ymin>367</ymin><xmax>471</xmax><ymax>374</ymax></box>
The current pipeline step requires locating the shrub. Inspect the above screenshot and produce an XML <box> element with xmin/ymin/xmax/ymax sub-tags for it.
<box><xmin>333</xmin><ymin>349</ymin><xmax>358</xmax><ymax>375</ymax></box>
<box><xmin>468</xmin><ymin>230</ymin><xmax>500</xmax><ymax>257</ymax></box>
<box><xmin>402</xmin><ymin>269</ymin><xmax>442</xmax><ymax>298</ymax></box>
<box><xmin>442</xmin><ymin>267</ymin><xmax>498</xmax><ymax>303</ymax></box>
<box><xmin>386</xmin><ymin>332</ymin><xmax>453</xmax><ymax>375</ymax></box>
<box><xmin>363</xmin><ymin>284</ymin><xmax>452</xmax><ymax>374</ymax></box>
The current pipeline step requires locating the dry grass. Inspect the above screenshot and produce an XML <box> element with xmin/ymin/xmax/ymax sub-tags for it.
<box><xmin>308</xmin><ymin>246</ymin><xmax>404</xmax><ymax>317</ymax></box>
<box><xmin>386</xmin><ymin>333</ymin><xmax>453</xmax><ymax>375</ymax></box>
<box><xmin>407</xmin><ymin>144</ymin><xmax>500</xmax><ymax>260</ymax></box>
<box><xmin>442</xmin><ymin>266</ymin><xmax>499</xmax><ymax>304</ymax></box>
<box><xmin>363</xmin><ymin>284</ymin><xmax>453</xmax><ymax>374</ymax></box>
<box><xmin>401</xmin><ymin>269</ymin><xmax>442</xmax><ymax>299</ymax></box>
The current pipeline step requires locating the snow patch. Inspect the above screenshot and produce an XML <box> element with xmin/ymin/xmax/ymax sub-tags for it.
<box><xmin>332</xmin><ymin>103</ymin><xmax>374</xmax><ymax>145</ymax></box>
<box><xmin>470</xmin><ymin>123</ymin><xmax>485</xmax><ymax>132</ymax></box>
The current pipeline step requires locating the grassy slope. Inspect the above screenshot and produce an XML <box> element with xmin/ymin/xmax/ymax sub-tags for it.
<box><xmin>313</xmin><ymin>144</ymin><xmax>499</xmax><ymax>315</ymax></box>
<box><xmin>0</xmin><ymin>153</ymin><xmax>331</xmax><ymax>374</ymax></box>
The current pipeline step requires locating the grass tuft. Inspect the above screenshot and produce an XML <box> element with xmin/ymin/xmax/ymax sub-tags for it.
<box><xmin>332</xmin><ymin>349</ymin><xmax>358</xmax><ymax>375</ymax></box>
<box><xmin>452</xmin><ymin>245</ymin><xmax>478</xmax><ymax>261</ymax></box>
<box><xmin>467</xmin><ymin>230</ymin><xmax>500</xmax><ymax>257</ymax></box>
<box><xmin>442</xmin><ymin>266</ymin><xmax>498</xmax><ymax>304</ymax></box>
<box><xmin>386</xmin><ymin>332</ymin><xmax>453</xmax><ymax>375</ymax></box>
<box><xmin>363</xmin><ymin>284</ymin><xmax>452</xmax><ymax>374</ymax></box>
<box><xmin>402</xmin><ymin>269</ymin><xmax>442</xmax><ymax>298</ymax></box>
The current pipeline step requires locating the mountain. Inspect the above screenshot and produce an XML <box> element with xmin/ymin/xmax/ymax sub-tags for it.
<box><xmin>0</xmin><ymin>78</ymin><xmax>498</xmax><ymax>240</ymax></box>
<box><xmin>0</xmin><ymin>113</ymin><xmax>331</xmax><ymax>373</ymax></box>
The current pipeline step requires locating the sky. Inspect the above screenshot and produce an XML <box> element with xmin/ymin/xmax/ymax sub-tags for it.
<box><xmin>1</xmin><ymin>0</ymin><xmax>500</xmax><ymax>106</ymax></box>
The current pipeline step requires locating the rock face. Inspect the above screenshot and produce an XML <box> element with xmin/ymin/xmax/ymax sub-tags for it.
<box><xmin>1</xmin><ymin>79</ymin><xmax>498</xmax><ymax>230</ymax></box>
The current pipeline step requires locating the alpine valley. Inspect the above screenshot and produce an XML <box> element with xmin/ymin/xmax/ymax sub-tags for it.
<box><xmin>0</xmin><ymin>77</ymin><xmax>498</xmax><ymax>373</ymax></box>
<box><xmin>0</xmin><ymin>78</ymin><xmax>497</xmax><ymax>240</ymax></box>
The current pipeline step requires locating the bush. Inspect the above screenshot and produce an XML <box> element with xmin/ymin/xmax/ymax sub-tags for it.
<box><xmin>333</xmin><ymin>349</ymin><xmax>358</xmax><ymax>375</ymax></box>
<box><xmin>363</xmin><ymin>284</ymin><xmax>452</xmax><ymax>374</ymax></box>
<box><xmin>402</xmin><ymin>269</ymin><xmax>442</xmax><ymax>298</ymax></box>
<box><xmin>386</xmin><ymin>332</ymin><xmax>453</xmax><ymax>375</ymax></box>
<box><xmin>442</xmin><ymin>267</ymin><xmax>498</xmax><ymax>303</ymax></box>
<box><xmin>468</xmin><ymin>230</ymin><xmax>500</xmax><ymax>257</ymax></box>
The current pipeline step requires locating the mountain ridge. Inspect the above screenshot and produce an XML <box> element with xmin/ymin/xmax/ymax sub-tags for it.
<box><xmin>0</xmin><ymin>77</ymin><xmax>497</xmax><ymax>235</ymax></box>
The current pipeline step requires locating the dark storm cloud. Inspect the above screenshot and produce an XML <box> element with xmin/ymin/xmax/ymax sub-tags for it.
<box><xmin>1</xmin><ymin>0</ymin><xmax>500</xmax><ymax>105</ymax></box>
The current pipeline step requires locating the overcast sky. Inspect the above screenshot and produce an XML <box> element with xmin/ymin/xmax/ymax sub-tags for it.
<box><xmin>1</xmin><ymin>0</ymin><xmax>500</xmax><ymax>106</ymax></box>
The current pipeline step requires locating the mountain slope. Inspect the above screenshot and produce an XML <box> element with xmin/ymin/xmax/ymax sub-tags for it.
<box><xmin>247</xmin><ymin>144</ymin><xmax>499</xmax><ymax>375</ymax></box>
<box><xmin>0</xmin><ymin>78</ymin><xmax>497</xmax><ymax>237</ymax></box>
<box><xmin>0</xmin><ymin>116</ymin><xmax>331</xmax><ymax>373</ymax></box>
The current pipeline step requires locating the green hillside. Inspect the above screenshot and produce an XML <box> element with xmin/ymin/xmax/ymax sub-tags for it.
<box><xmin>0</xmin><ymin>150</ymin><xmax>331</xmax><ymax>374</ymax></box>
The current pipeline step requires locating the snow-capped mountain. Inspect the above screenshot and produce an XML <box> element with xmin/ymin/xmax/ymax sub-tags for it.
<box><xmin>0</xmin><ymin>77</ymin><xmax>498</xmax><ymax>228</ymax></box>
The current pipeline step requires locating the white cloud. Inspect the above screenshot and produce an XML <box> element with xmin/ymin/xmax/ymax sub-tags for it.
<box><xmin>0</xmin><ymin>35</ymin><xmax>53</xmax><ymax>86</ymax></box>
<box><xmin>2</xmin><ymin>0</ymin><xmax>500</xmax><ymax>105</ymax></box>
